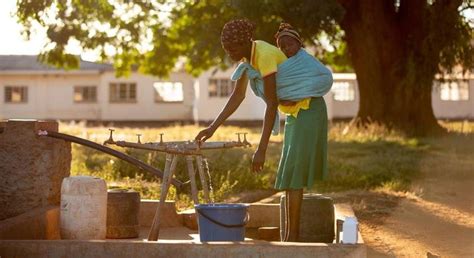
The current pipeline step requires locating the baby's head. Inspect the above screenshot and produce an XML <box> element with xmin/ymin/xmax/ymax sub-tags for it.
<box><xmin>275</xmin><ymin>22</ymin><xmax>303</xmax><ymax>58</ymax></box>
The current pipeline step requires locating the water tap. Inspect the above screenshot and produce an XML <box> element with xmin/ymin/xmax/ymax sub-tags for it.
<box><xmin>236</xmin><ymin>133</ymin><xmax>242</xmax><ymax>143</ymax></box>
<box><xmin>103</xmin><ymin>129</ymin><xmax>115</xmax><ymax>145</ymax></box>
<box><xmin>242</xmin><ymin>133</ymin><xmax>250</xmax><ymax>146</ymax></box>
<box><xmin>159</xmin><ymin>133</ymin><xmax>164</xmax><ymax>145</ymax></box>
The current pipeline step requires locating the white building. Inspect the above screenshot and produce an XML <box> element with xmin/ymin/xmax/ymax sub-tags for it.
<box><xmin>328</xmin><ymin>73</ymin><xmax>474</xmax><ymax>120</ymax></box>
<box><xmin>0</xmin><ymin>55</ymin><xmax>473</xmax><ymax>123</ymax></box>
<box><xmin>0</xmin><ymin>56</ymin><xmax>195</xmax><ymax>122</ymax></box>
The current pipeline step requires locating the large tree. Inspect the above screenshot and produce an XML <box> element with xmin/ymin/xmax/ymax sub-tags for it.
<box><xmin>16</xmin><ymin>0</ymin><xmax>473</xmax><ymax>136</ymax></box>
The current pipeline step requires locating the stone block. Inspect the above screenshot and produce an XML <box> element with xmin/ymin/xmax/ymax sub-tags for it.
<box><xmin>0</xmin><ymin>205</ymin><xmax>60</xmax><ymax>240</ymax></box>
<box><xmin>106</xmin><ymin>190</ymin><xmax>140</xmax><ymax>239</ymax></box>
<box><xmin>257</xmin><ymin>227</ymin><xmax>280</xmax><ymax>241</ymax></box>
<box><xmin>280</xmin><ymin>194</ymin><xmax>335</xmax><ymax>243</ymax></box>
<box><xmin>0</xmin><ymin>120</ymin><xmax>71</xmax><ymax>220</ymax></box>
<box><xmin>247</xmin><ymin>203</ymin><xmax>280</xmax><ymax>228</ymax></box>
<box><xmin>0</xmin><ymin>238</ymin><xmax>367</xmax><ymax>258</ymax></box>
<box><xmin>180</xmin><ymin>209</ymin><xmax>198</xmax><ymax>230</ymax></box>
<box><xmin>138</xmin><ymin>200</ymin><xmax>182</xmax><ymax>227</ymax></box>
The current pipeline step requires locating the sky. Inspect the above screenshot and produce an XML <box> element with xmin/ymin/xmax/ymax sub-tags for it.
<box><xmin>0</xmin><ymin>0</ymin><xmax>98</xmax><ymax>61</ymax></box>
<box><xmin>1</xmin><ymin>0</ymin><xmax>473</xmax><ymax>63</ymax></box>
<box><xmin>0</xmin><ymin>1</ymin><xmax>48</xmax><ymax>55</ymax></box>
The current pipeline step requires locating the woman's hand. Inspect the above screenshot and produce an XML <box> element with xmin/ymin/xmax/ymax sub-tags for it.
<box><xmin>252</xmin><ymin>148</ymin><xmax>266</xmax><ymax>172</ymax></box>
<box><xmin>195</xmin><ymin>126</ymin><xmax>216</xmax><ymax>142</ymax></box>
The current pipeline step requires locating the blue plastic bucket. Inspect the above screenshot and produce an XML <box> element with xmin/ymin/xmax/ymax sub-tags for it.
<box><xmin>194</xmin><ymin>203</ymin><xmax>249</xmax><ymax>241</ymax></box>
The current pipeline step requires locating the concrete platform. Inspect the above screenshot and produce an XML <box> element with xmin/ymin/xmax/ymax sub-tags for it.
<box><xmin>0</xmin><ymin>239</ymin><xmax>366</xmax><ymax>258</ymax></box>
<box><xmin>0</xmin><ymin>201</ymin><xmax>367</xmax><ymax>258</ymax></box>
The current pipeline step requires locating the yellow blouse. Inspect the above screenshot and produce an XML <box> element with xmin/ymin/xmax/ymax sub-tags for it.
<box><xmin>278</xmin><ymin>98</ymin><xmax>311</xmax><ymax>117</ymax></box>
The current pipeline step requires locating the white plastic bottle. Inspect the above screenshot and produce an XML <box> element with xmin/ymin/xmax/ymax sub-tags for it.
<box><xmin>342</xmin><ymin>216</ymin><xmax>358</xmax><ymax>244</ymax></box>
<box><xmin>60</xmin><ymin>176</ymin><xmax>107</xmax><ymax>239</ymax></box>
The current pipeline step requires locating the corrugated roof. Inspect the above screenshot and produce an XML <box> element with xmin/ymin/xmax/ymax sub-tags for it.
<box><xmin>0</xmin><ymin>55</ymin><xmax>113</xmax><ymax>72</ymax></box>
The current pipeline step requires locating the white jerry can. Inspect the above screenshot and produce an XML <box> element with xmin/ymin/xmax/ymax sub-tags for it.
<box><xmin>60</xmin><ymin>176</ymin><xmax>107</xmax><ymax>239</ymax></box>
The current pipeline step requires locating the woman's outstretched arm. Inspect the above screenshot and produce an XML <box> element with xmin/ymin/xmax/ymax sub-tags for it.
<box><xmin>195</xmin><ymin>73</ymin><xmax>249</xmax><ymax>142</ymax></box>
<box><xmin>252</xmin><ymin>73</ymin><xmax>278</xmax><ymax>172</ymax></box>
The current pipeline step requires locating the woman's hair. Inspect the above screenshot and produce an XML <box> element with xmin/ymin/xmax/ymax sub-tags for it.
<box><xmin>221</xmin><ymin>19</ymin><xmax>256</xmax><ymax>45</ymax></box>
<box><xmin>274</xmin><ymin>22</ymin><xmax>303</xmax><ymax>47</ymax></box>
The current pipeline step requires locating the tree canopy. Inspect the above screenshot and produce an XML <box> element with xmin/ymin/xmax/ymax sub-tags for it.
<box><xmin>15</xmin><ymin>0</ymin><xmax>348</xmax><ymax>76</ymax></box>
<box><xmin>16</xmin><ymin>0</ymin><xmax>474</xmax><ymax>135</ymax></box>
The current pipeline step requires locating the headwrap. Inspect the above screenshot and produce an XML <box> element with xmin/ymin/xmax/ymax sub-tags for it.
<box><xmin>221</xmin><ymin>19</ymin><xmax>255</xmax><ymax>45</ymax></box>
<box><xmin>275</xmin><ymin>22</ymin><xmax>303</xmax><ymax>47</ymax></box>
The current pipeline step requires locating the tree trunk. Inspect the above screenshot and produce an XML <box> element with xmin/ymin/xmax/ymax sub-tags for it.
<box><xmin>338</xmin><ymin>0</ymin><xmax>445</xmax><ymax>136</ymax></box>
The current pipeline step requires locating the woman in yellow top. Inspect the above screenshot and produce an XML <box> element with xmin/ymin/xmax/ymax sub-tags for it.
<box><xmin>195</xmin><ymin>19</ymin><xmax>283</xmax><ymax>176</ymax></box>
<box><xmin>195</xmin><ymin>19</ymin><xmax>329</xmax><ymax>242</ymax></box>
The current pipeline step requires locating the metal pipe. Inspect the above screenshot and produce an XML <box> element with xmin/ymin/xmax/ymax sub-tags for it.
<box><xmin>39</xmin><ymin>130</ymin><xmax>184</xmax><ymax>188</ymax></box>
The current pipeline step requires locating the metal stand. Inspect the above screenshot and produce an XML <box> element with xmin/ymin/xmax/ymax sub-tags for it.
<box><xmin>148</xmin><ymin>154</ymin><xmax>178</xmax><ymax>241</ymax></box>
<box><xmin>196</xmin><ymin>155</ymin><xmax>210</xmax><ymax>203</ymax></box>
<box><xmin>147</xmin><ymin>154</ymin><xmax>209</xmax><ymax>241</ymax></box>
<box><xmin>104</xmin><ymin>129</ymin><xmax>251</xmax><ymax>241</ymax></box>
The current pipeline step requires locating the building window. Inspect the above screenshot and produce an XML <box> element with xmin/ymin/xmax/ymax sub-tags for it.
<box><xmin>209</xmin><ymin>79</ymin><xmax>236</xmax><ymax>98</ymax></box>
<box><xmin>74</xmin><ymin>86</ymin><xmax>97</xmax><ymax>103</ymax></box>
<box><xmin>332</xmin><ymin>81</ymin><xmax>355</xmax><ymax>101</ymax></box>
<box><xmin>5</xmin><ymin>86</ymin><xmax>28</xmax><ymax>103</ymax></box>
<box><xmin>153</xmin><ymin>82</ymin><xmax>184</xmax><ymax>102</ymax></box>
<box><xmin>109</xmin><ymin>82</ymin><xmax>136</xmax><ymax>103</ymax></box>
<box><xmin>439</xmin><ymin>81</ymin><xmax>469</xmax><ymax>101</ymax></box>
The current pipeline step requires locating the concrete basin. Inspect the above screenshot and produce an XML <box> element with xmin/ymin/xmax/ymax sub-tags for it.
<box><xmin>0</xmin><ymin>201</ymin><xmax>366</xmax><ymax>258</ymax></box>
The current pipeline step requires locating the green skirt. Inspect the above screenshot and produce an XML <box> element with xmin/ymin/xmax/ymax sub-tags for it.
<box><xmin>274</xmin><ymin>97</ymin><xmax>328</xmax><ymax>190</ymax></box>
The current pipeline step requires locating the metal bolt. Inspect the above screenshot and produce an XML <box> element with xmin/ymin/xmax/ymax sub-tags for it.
<box><xmin>137</xmin><ymin>134</ymin><xmax>142</xmax><ymax>144</ymax></box>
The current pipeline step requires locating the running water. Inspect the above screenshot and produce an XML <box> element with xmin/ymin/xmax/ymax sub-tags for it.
<box><xmin>202</xmin><ymin>158</ymin><xmax>215</xmax><ymax>203</ymax></box>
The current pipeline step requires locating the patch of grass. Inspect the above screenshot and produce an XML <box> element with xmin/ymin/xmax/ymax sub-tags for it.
<box><xmin>62</xmin><ymin>121</ymin><xmax>474</xmax><ymax>209</ymax></box>
<box><xmin>314</xmin><ymin>139</ymin><xmax>423</xmax><ymax>192</ymax></box>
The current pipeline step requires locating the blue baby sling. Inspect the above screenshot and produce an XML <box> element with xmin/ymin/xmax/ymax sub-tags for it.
<box><xmin>231</xmin><ymin>48</ymin><xmax>333</xmax><ymax>135</ymax></box>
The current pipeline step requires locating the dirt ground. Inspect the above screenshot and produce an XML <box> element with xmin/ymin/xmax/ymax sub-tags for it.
<box><xmin>323</xmin><ymin>152</ymin><xmax>474</xmax><ymax>258</ymax></box>
<box><xmin>351</xmin><ymin>162</ymin><xmax>474</xmax><ymax>257</ymax></box>
<box><xmin>235</xmin><ymin>161</ymin><xmax>474</xmax><ymax>257</ymax></box>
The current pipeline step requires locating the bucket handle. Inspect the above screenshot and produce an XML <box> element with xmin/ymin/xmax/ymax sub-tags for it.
<box><xmin>196</xmin><ymin>209</ymin><xmax>249</xmax><ymax>228</ymax></box>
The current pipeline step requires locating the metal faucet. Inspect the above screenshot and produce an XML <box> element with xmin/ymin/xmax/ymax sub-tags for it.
<box><xmin>159</xmin><ymin>133</ymin><xmax>164</xmax><ymax>145</ymax></box>
<box><xmin>103</xmin><ymin>129</ymin><xmax>115</xmax><ymax>145</ymax></box>
<box><xmin>242</xmin><ymin>133</ymin><xmax>250</xmax><ymax>146</ymax></box>
<box><xmin>236</xmin><ymin>133</ymin><xmax>242</xmax><ymax>143</ymax></box>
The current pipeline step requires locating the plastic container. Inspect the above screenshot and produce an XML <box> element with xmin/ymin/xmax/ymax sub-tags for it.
<box><xmin>60</xmin><ymin>176</ymin><xmax>107</xmax><ymax>239</ymax></box>
<box><xmin>195</xmin><ymin>203</ymin><xmax>249</xmax><ymax>241</ymax></box>
<box><xmin>106</xmin><ymin>189</ymin><xmax>140</xmax><ymax>239</ymax></box>
<box><xmin>342</xmin><ymin>216</ymin><xmax>358</xmax><ymax>244</ymax></box>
